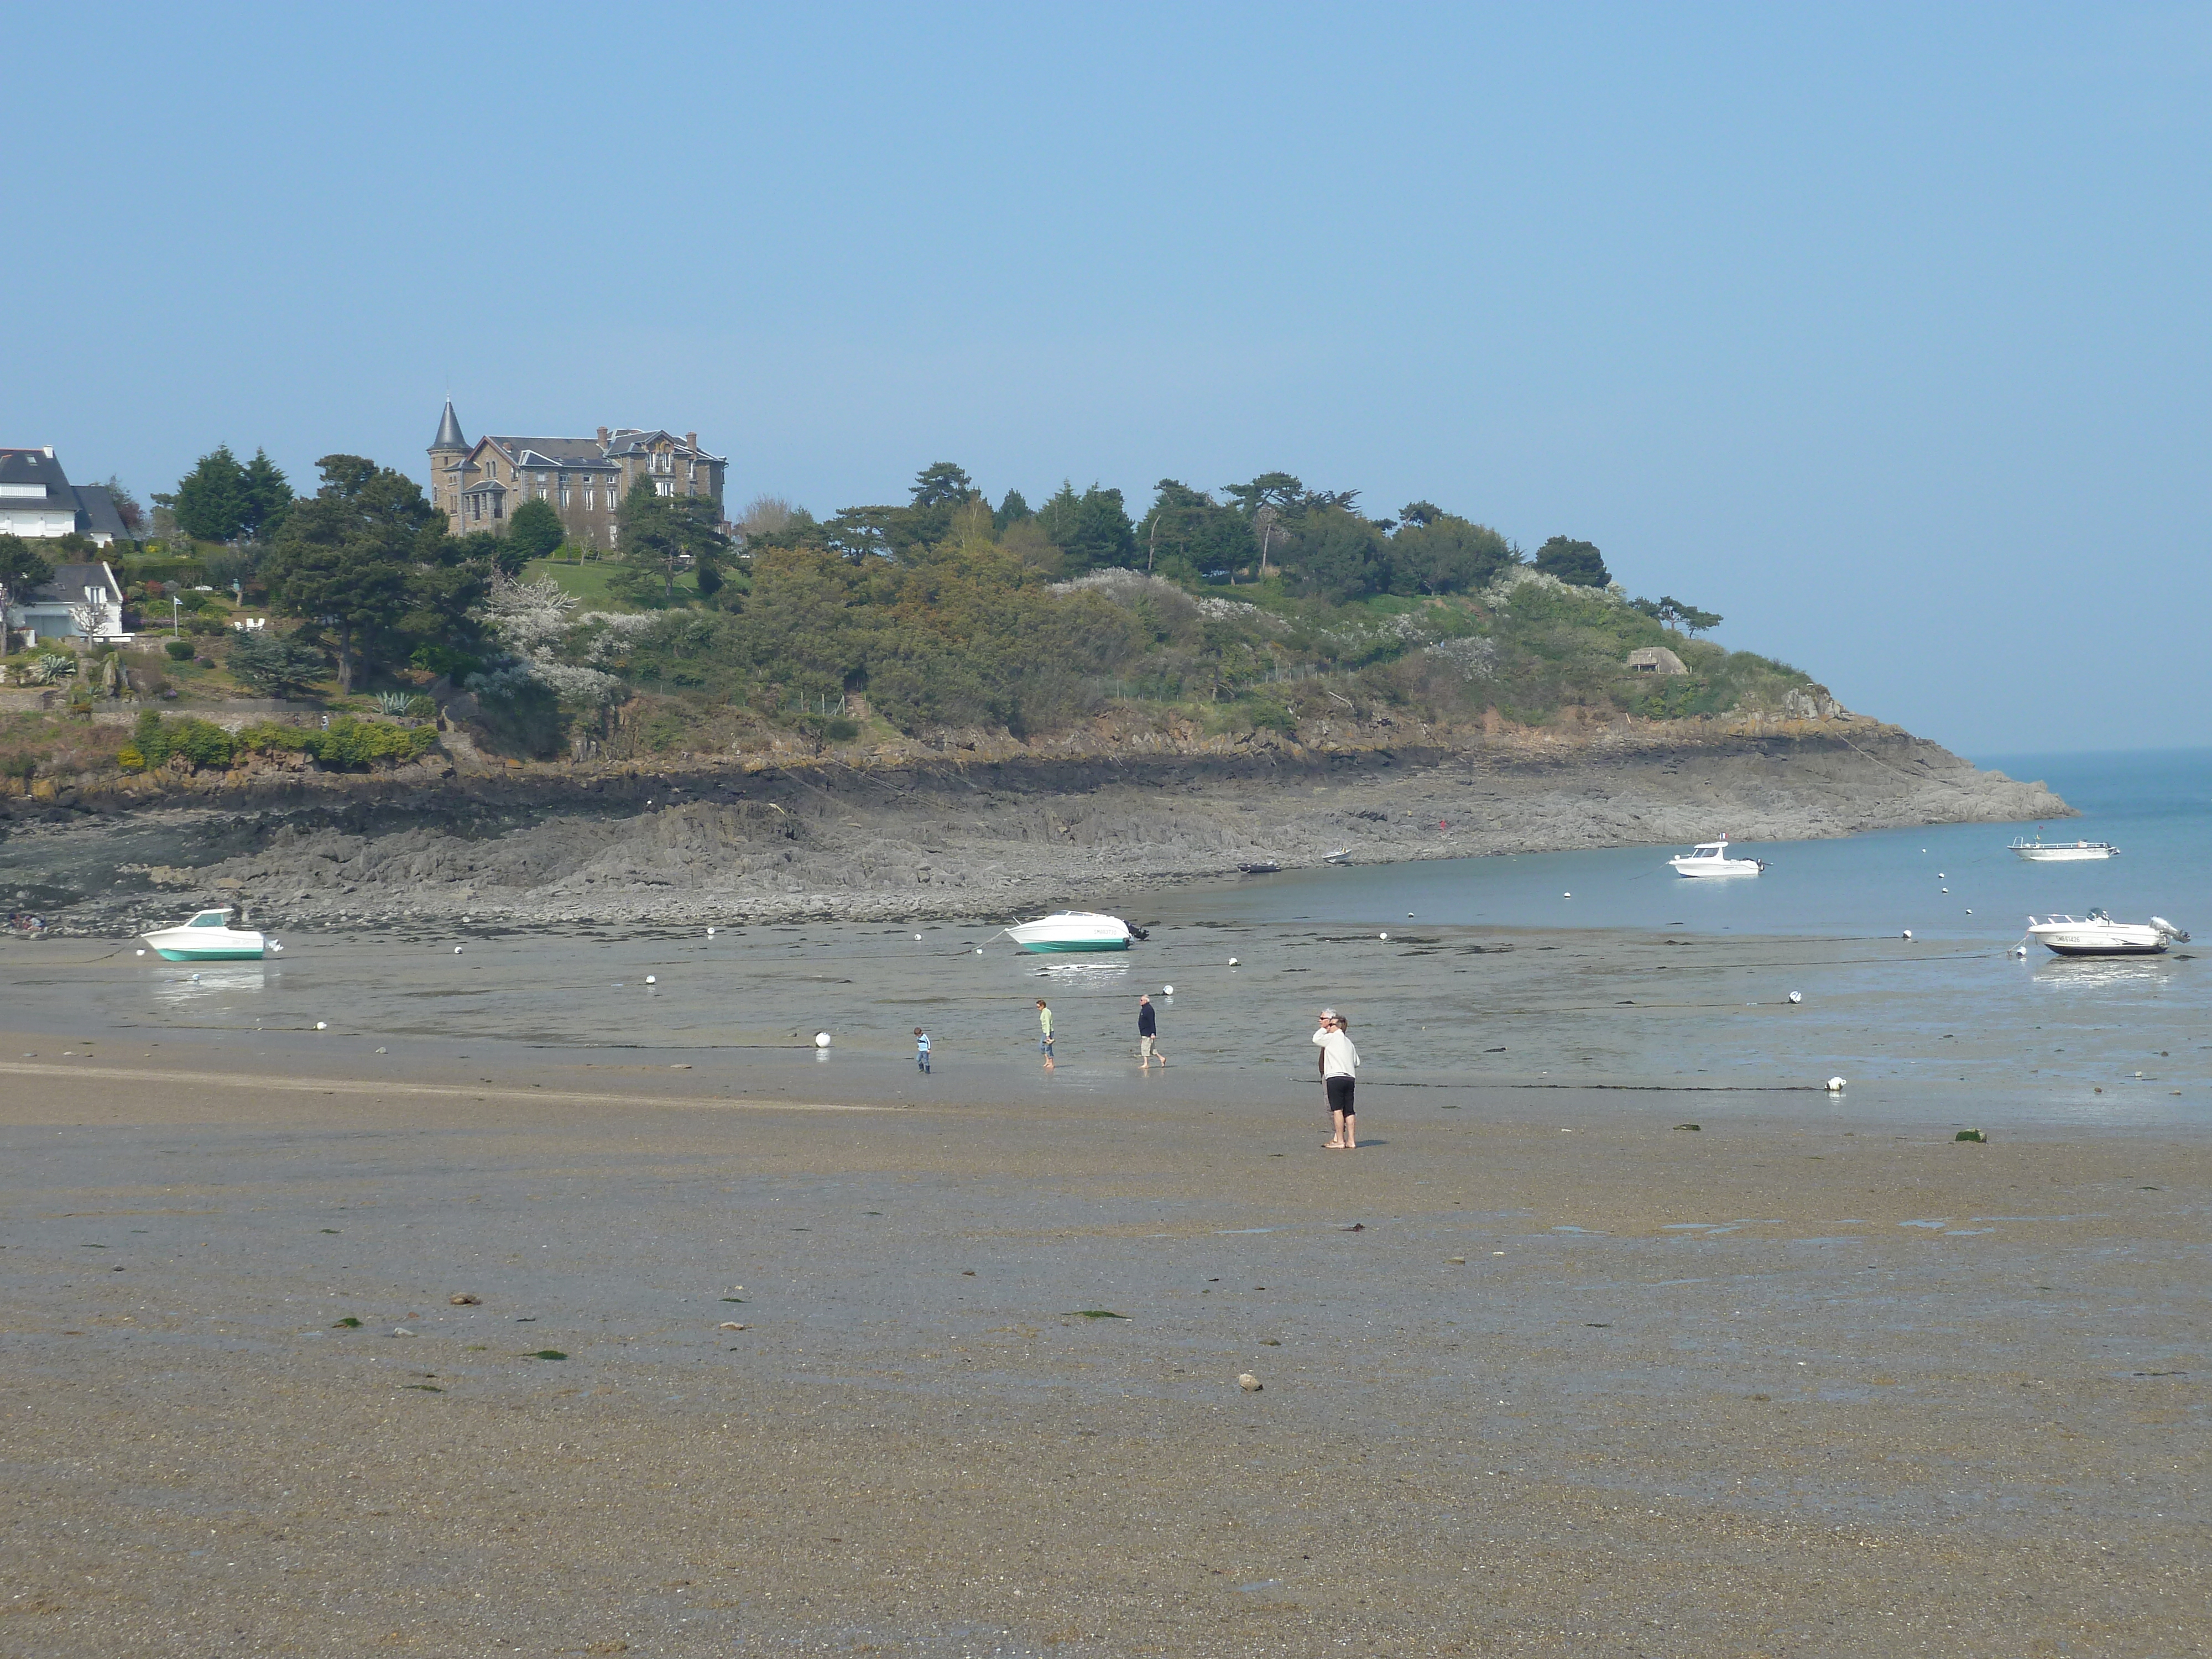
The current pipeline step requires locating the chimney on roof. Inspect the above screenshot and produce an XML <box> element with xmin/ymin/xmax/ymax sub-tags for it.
<box><xmin>596</xmin><ymin>426</ymin><xmax>610</xmax><ymax>447</ymax></box>
<box><xmin>43</xmin><ymin>446</ymin><xmax>54</xmax><ymax>458</ymax></box>
<box><xmin>685</xmin><ymin>432</ymin><xmax>697</xmax><ymax>451</ymax></box>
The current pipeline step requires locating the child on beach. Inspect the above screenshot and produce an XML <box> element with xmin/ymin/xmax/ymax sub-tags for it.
<box><xmin>1037</xmin><ymin>999</ymin><xmax>1055</xmax><ymax>1070</ymax></box>
<box><xmin>915</xmin><ymin>1027</ymin><xmax>931</xmax><ymax>1074</ymax></box>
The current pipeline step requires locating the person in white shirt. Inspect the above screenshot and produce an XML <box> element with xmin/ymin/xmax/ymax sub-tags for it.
<box><xmin>1313</xmin><ymin>1008</ymin><xmax>1361</xmax><ymax>1149</ymax></box>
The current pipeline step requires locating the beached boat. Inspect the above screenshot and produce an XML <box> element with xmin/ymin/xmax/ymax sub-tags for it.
<box><xmin>142</xmin><ymin>907</ymin><xmax>278</xmax><ymax>961</ymax></box>
<box><xmin>1322</xmin><ymin>848</ymin><xmax>1353</xmax><ymax>865</ymax></box>
<box><xmin>1668</xmin><ymin>836</ymin><xmax>1765</xmax><ymax>878</ymax></box>
<box><xmin>1238</xmin><ymin>860</ymin><xmax>1282</xmax><ymax>875</ymax></box>
<box><xmin>2023</xmin><ymin>910</ymin><xmax>2188</xmax><ymax>957</ymax></box>
<box><xmin>2010</xmin><ymin>831</ymin><xmax>2119</xmax><ymax>862</ymax></box>
<box><xmin>1001</xmin><ymin>911</ymin><xmax>1145</xmax><ymax>952</ymax></box>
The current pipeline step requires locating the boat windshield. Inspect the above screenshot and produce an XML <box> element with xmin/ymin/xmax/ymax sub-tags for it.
<box><xmin>188</xmin><ymin>911</ymin><xmax>230</xmax><ymax>927</ymax></box>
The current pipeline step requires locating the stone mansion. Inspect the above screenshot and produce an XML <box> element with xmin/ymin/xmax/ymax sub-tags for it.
<box><xmin>427</xmin><ymin>401</ymin><xmax>726</xmax><ymax>547</ymax></box>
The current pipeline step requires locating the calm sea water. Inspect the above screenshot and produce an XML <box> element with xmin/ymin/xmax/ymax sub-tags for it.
<box><xmin>1171</xmin><ymin>748</ymin><xmax>2212</xmax><ymax>943</ymax></box>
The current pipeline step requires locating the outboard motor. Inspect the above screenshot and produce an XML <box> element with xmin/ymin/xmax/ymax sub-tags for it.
<box><xmin>2151</xmin><ymin>916</ymin><xmax>2192</xmax><ymax>943</ymax></box>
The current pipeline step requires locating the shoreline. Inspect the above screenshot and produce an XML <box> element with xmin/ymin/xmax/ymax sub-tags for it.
<box><xmin>3</xmin><ymin>723</ymin><xmax>2070</xmax><ymax>933</ymax></box>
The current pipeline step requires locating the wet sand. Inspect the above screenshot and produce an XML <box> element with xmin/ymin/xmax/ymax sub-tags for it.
<box><xmin>3</xmin><ymin>1034</ymin><xmax>2205</xmax><ymax>1656</ymax></box>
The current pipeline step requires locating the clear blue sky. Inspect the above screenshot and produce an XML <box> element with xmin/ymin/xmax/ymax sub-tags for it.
<box><xmin>8</xmin><ymin>5</ymin><xmax>2206</xmax><ymax>756</ymax></box>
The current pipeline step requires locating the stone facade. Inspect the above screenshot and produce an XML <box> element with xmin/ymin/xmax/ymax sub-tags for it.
<box><xmin>426</xmin><ymin>401</ymin><xmax>726</xmax><ymax>549</ymax></box>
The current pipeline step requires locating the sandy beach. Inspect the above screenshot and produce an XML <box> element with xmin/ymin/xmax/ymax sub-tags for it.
<box><xmin>3</xmin><ymin>1024</ymin><xmax>2204</xmax><ymax>1657</ymax></box>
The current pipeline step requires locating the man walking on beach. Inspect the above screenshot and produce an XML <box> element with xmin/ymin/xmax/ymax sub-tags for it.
<box><xmin>1314</xmin><ymin>1008</ymin><xmax>1360</xmax><ymax>1149</ymax></box>
<box><xmin>1137</xmin><ymin>993</ymin><xmax>1165</xmax><ymax>1067</ymax></box>
<box><xmin>1037</xmin><ymin>999</ymin><xmax>1055</xmax><ymax>1071</ymax></box>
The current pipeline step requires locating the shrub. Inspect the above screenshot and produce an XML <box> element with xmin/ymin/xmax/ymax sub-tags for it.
<box><xmin>164</xmin><ymin>639</ymin><xmax>194</xmax><ymax>661</ymax></box>
<box><xmin>132</xmin><ymin>711</ymin><xmax>236</xmax><ymax>770</ymax></box>
<box><xmin>410</xmin><ymin>643</ymin><xmax>483</xmax><ymax>681</ymax></box>
<box><xmin>822</xmin><ymin>716</ymin><xmax>860</xmax><ymax>742</ymax></box>
<box><xmin>312</xmin><ymin>716</ymin><xmax>439</xmax><ymax>769</ymax></box>
<box><xmin>116</xmin><ymin>744</ymin><xmax>146</xmax><ymax>771</ymax></box>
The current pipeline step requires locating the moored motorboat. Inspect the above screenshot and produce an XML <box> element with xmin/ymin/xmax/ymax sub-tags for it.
<box><xmin>2023</xmin><ymin>910</ymin><xmax>2188</xmax><ymax>957</ymax></box>
<box><xmin>142</xmin><ymin>907</ymin><xmax>278</xmax><ymax>961</ymax></box>
<box><xmin>1668</xmin><ymin>836</ymin><xmax>1765</xmax><ymax>878</ymax></box>
<box><xmin>2011</xmin><ymin>830</ymin><xmax>2119</xmax><ymax>862</ymax></box>
<box><xmin>1321</xmin><ymin>848</ymin><xmax>1353</xmax><ymax>865</ymax></box>
<box><xmin>1001</xmin><ymin>911</ymin><xmax>1145</xmax><ymax>952</ymax></box>
<box><xmin>1238</xmin><ymin>860</ymin><xmax>1282</xmax><ymax>875</ymax></box>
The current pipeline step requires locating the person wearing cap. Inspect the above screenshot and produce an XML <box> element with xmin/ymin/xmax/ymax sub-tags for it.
<box><xmin>1313</xmin><ymin>1008</ymin><xmax>1360</xmax><ymax>1149</ymax></box>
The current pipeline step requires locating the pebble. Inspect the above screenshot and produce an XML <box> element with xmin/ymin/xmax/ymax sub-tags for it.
<box><xmin>315</xmin><ymin>1021</ymin><xmax>327</xmax><ymax>1030</ymax></box>
<box><xmin>450</xmin><ymin>1293</ymin><xmax>481</xmax><ymax>1306</ymax></box>
<box><xmin>719</xmin><ymin>1321</ymin><xmax>747</xmax><ymax>1331</ymax></box>
<box><xmin>1238</xmin><ymin>1374</ymin><xmax>1262</xmax><ymax>1392</ymax></box>
<box><xmin>374</xmin><ymin>1046</ymin><xmax>387</xmax><ymax>1054</ymax></box>
<box><xmin>391</xmin><ymin>1327</ymin><xmax>416</xmax><ymax>1338</ymax></box>
<box><xmin>1446</xmin><ymin>1256</ymin><xmax>1467</xmax><ymax>1264</ymax></box>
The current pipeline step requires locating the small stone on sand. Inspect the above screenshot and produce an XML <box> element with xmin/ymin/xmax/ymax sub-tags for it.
<box><xmin>1238</xmin><ymin>1374</ymin><xmax>1262</xmax><ymax>1392</ymax></box>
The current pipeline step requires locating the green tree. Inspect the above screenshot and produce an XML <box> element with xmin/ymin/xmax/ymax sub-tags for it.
<box><xmin>238</xmin><ymin>449</ymin><xmax>293</xmax><ymax>540</ymax></box>
<box><xmin>910</xmin><ymin>462</ymin><xmax>975</xmax><ymax>508</ymax></box>
<box><xmin>615</xmin><ymin>474</ymin><xmax>733</xmax><ymax>603</ymax></box>
<box><xmin>993</xmin><ymin>489</ymin><xmax>1031</xmax><ymax>533</ymax></box>
<box><xmin>0</xmin><ymin>534</ymin><xmax>54</xmax><ymax>591</ymax></box>
<box><xmin>507</xmin><ymin>497</ymin><xmax>565</xmax><ymax>563</ymax></box>
<box><xmin>173</xmin><ymin>445</ymin><xmax>249</xmax><ymax>541</ymax></box>
<box><xmin>1292</xmin><ymin>505</ymin><xmax>1387</xmax><ymax>599</ymax></box>
<box><xmin>1534</xmin><ymin>535</ymin><xmax>1610</xmax><ymax>587</ymax></box>
<box><xmin>1032</xmin><ymin>481</ymin><xmax>1134</xmax><ymax>571</ymax></box>
<box><xmin>1136</xmin><ymin>481</ymin><xmax>1255</xmax><ymax>575</ymax></box>
<box><xmin>1656</xmin><ymin>595</ymin><xmax>1722</xmax><ymax>638</ymax></box>
<box><xmin>1386</xmin><ymin>512</ymin><xmax>1515</xmax><ymax>596</ymax></box>
<box><xmin>226</xmin><ymin>630</ymin><xmax>329</xmax><ymax>700</ymax></box>
<box><xmin>263</xmin><ymin>455</ymin><xmax>438</xmax><ymax>691</ymax></box>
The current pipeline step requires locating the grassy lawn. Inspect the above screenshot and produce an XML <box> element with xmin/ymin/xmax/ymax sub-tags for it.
<box><xmin>524</xmin><ymin>559</ymin><xmax>696</xmax><ymax>611</ymax></box>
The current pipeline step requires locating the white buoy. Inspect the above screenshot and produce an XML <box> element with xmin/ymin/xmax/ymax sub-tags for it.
<box><xmin>190</xmin><ymin>973</ymin><xmax>201</xmax><ymax>981</ymax></box>
<box><xmin>1826</xmin><ymin>1076</ymin><xmax>1845</xmax><ymax>1091</ymax></box>
<box><xmin>975</xmin><ymin>947</ymin><xmax>983</xmax><ymax>954</ymax></box>
<box><xmin>1407</xmin><ymin>912</ymin><xmax>1415</xmax><ymax>918</ymax></box>
<box><xmin>706</xmin><ymin>927</ymin><xmax>716</xmax><ymax>937</ymax></box>
<box><xmin>316</xmin><ymin>1021</ymin><xmax>327</xmax><ymax>1031</ymax></box>
<box><xmin>1379</xmin><ymin>931</ymin><xmax>1389</xmax><ymax>940</ymax></box>
<box><xmin>134</xmin><ymin>948</ymin><xmax>145</xmax><ymax>956</ymax></box>
<box><xmin>645</xmin><ymin>975</ymin><xmax>657</xmax><ymax>984</ymax></box>
<box><xmin>1937</xmin><ymin>873</ymin><xmax>1945</xmax><ymax>880</ymax></box>
<box><xmin>1162</xmin><ymin>984</ymin><xmax>1175</xmax><ymax>995</ymax></box>
<box><xmin>1788</xmin><ymin>991</ymin><xmax>1803</xmax><ymax>1004</ymax></box>
<box><xmin>1965</xmin><ymin>908</ymin><xmax>1973</xmax><ymax>915</ymax></box>
<box><xmin>1902</xmin><ymin>930</ymin><xmax>1913</xmax><ymax>940</ymax></box>
<box><xmin>1940</xmin><ymin>888</ymin><xmax>1949</xmax><ymax>894</ymax></box>
<box><xmin>915</xmin><ymin>933</ymin><xmax>922</xmax><ymax>940</ymax></box>
<box><xmin>453</xmin><ymin>945</ymin><xmax>463</xmax><ymax>954</ymax></box>
<box><xmin>1228</xmin><ymin>957</ymin><xmax>1239</xmax><ymax>966</ymax></box>
<box><xmin>1563</xmin><ymin>891</ymin><xmax>1572</xmax><ymax>899</ymax></box>
<box><xmin>813</xmin><ymin>1031</ymin><xmax>831</xmax><ymax>1048</ymax></box>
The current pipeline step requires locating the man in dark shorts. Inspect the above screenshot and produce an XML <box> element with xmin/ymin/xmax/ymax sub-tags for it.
<box><xmin>1313</xmin><ymin>1008</ymin><xmax>1361</xmax><ymax>1149</ymax></box>
<box><xmin>1137</xmin><ymin>993</ymin><xmax>1165</xmax><ymax>1067</ymax></box>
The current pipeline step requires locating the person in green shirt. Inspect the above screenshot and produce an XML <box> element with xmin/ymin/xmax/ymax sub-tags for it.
<box><xmin>1036</xmin><ymin>998</ymin><xmax>1055</xmax><ymax>1071</ymax></box>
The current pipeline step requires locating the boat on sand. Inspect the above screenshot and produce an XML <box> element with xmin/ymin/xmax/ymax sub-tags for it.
<box><xmin>142</xmin><ymin>907</ymin><xmax>278</xmax><ymax>961</ymax></box>
<box><xmin>1001</xmin><ymin>912</ymin><xmax>1145</xmax><ymax>953</ymax></box>
<box><xmin>2023</xmin><ymin>911</ymin><xmax>2188</xmax><ymax>957</ymax></box>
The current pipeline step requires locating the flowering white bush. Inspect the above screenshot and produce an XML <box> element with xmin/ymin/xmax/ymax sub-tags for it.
<box><xmin>468</xmin><ymin>576</ymin><xmax>624</xmax><ymax>702</ymax></box>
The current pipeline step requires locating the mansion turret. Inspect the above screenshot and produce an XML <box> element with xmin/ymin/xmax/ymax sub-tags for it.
<box><xmin>427</xmin><ymin>401</ymin><xmax>726</xmax><ymax>548</ymax></box>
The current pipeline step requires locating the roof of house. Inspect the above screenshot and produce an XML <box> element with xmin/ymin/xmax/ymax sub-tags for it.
<box><xmin>1626</xmin><ymin>645</ymin><xmax>1688</xmax><ymax>673</ymax></box>
<box><xmin>482</xmin><ymin>435</ymin><xmax>618</xmax><ymax>468</ymax></box>
<box><xmin>0</xmin><ymin>448</ymin><xmax>71</xmax><ymax>500</ymax></box>
<box><xmin>72</xmin><ymin>484</ymin><xmax>131</xmax><ymax>542</ymax></box>
<box><xmin>432</xmin><ymin>400</ymin><xmax>467</xmax><ymax>451</ymax></box>
<box><xmin>28</xmin><ymin>561</ymin><xmax>122</xmax><ymax>606</ymax></box>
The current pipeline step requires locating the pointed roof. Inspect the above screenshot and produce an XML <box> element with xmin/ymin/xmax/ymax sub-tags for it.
<box><xmin>431</xmin><ymin>400</ymin><xmax>466</xmax><ymax>451</ymax></box>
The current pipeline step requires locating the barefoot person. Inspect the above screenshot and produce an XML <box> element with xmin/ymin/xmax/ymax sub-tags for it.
<box><xmin>1136</xmin><ymin>993</ymin><xmax>1165</xmax><ymax>1067</ymax></box>
<box><xmin>1314</xmin><ymin>1008</ymin><xmax>1360</xmax><ymax>1149</ymax></box>
<box><xmin>1036</xmin><ymin>999</ymin><xmax>1055</xmax><ymax>1071</ymax></box>
<box><xmin>915</xmin><ymin>1027</ymin><xmax>931</xmax><ymax>1074</ymax></box>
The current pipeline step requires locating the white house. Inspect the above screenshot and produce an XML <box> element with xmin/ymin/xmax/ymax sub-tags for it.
<box><xmin>3</xmin><ymin>561</ymin><xmax>133</xmax><ymax>649</ymax></box>
<box><xmin>0</xmin><ymin>447</ymin><xmax>132</xmax><ymax>545</ymax></box>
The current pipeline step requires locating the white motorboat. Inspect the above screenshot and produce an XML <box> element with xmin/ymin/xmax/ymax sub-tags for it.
<box><xmin>2010</xmin><ymin>830</ymin><xmax>2119</xmax><ymax>862</ymax></box>
<box><xmin>2023</xmin><ymin>910</ymin><xmax>2189</xmax><ymax>957</ymax></box>
<box><xmin>1001</xmin><ymin>911</ymin><xmax>1146</xmax><ymax>953</ymax></box>
<box><xmin>142</xmin><ymin>906</ymin><xmax>279</xmax><ymax>961</ymax></box>
<box><xmin>1668</xmin><ymin>836</ymin><xmax>1765</xmax><ymax>878</ymax></box>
